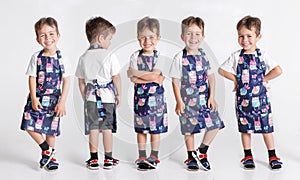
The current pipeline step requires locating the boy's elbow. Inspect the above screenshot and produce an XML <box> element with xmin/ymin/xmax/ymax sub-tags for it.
<box><xmin>276</xmin><ymin>66</ymin><xmax>283</xmax><ymax>76</ymax></box>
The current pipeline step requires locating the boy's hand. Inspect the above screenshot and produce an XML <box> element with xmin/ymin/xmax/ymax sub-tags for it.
<box><xmin>54</xmin><ymin>102</ymin><xmax>66</xmax><ymax>117</ymax></box>
<box><xmin>233</xmin><ymin>80</ymin><xmax>238</xmax><ymax>92</ymax></box>
<box><xmin>207</xmin><ymin>98</ymin><xmax>218</xmax><ymax>111</ymax></box>
<box><xmin>154</xmin><ymin>75</ymin><xmax>165</xmax><ymax>84</ymax></box>
<box><xmin>31</xmin><ymin>98</ymin><xmax>43</xmax><ymax>111</ymax></box>
<box><xmin>175</xmin><ymin>101</ymin><xmax>185</xmax><ymax>116</ymax></box>
<box><xmin>115</xmin><ymin>95</ymin><xmax>121</xmax><ymax>108</ymax></box>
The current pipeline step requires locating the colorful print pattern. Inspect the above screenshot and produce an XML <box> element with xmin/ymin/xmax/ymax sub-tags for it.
<box><xmin>236</xmin><ymin>49</ymin><xmax>273</xmax><ymax>133</ymax></box>
<box><xmin>134</xmin><ymin>50</ymin><xmax>168</xmax><ymax>134</ymax></box>
<box><xmin>180</xmin><ymin>49</ymin><xmax>224</xmax><ymax>135</ymax></box>
<box><xmin>21</xmin><ymin>50</ymin><xmax>64</xmax><ymax>136</ymax></box>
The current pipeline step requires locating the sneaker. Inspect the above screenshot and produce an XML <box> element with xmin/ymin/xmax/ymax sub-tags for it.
<box><xmin>269</xmin><ymin>156</ymin><xmax>282</xmax><ymax>170</ymax></box>
<box><xmin>39</xmin><ymin>148</ymin><xmax>55</xmax><ymax>168</ymax></box>
<box><xmin>184</xmin><ymin>158</ymin><xmax>199</xmax><ymax>171</ymax></box>
<box><xmin>192</xmin><ymin>150</ymin><xmax>211</xmax><ymax>171</ymax></box>
<box><xmin>112</xmin><ymin>158</ymin><xmax>119</xmax><ymax>166</ymax></box>
<box><xmin>45</xmin><ymin>158</ymin><xmax>59</xmax><ymax>171</ymax></box>
<box><xmin>241</xmin><ymin>156</ymin><xmax>255</xmax><ymax>169</ymax></box>
<box><xmin>86</xmin><ymin>159</ymin><xmax>100</xmax><ymax>170</ymax></box>
<box><xmin>135</xmin><ymin>157</ymin><xmax>146</xmax><ymax>166</ymax></box>
<box><xmin>143</xmin><ymin>155</ymin><xmax>160</xmax><ymax>169</ymax></box>
<box><xmin>103</xmin><ymin>159</ymin><xmax>114</xmax><ymax>170</ymax></box>
<box><xmin>137</xmin><ymin>160</ymin><xmax>149</xmax><ymax>171</ymax></box>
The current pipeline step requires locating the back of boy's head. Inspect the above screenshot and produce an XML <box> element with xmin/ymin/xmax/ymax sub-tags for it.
<box><xmin>237</xmin><ymin>15</ymin><xmax>261</xmax><ymax>36</ymax></box>
<box><xmin>137</xmin><ymin>16</ymin><xmax>160</xmax><ymax>36</ymax></box>
<box><xmin>34</xmin><ymin>17</ymin><xmax>59</xmax><ymax>37</ymax></box>
<box><xmin>181</xmin><ymin>16</ymin><xmax>205</xmax><ymax>35</ymax></box>
<box><xmin>85</xmin><ymin>16</ymin><xmax>116</xmax><ymax>43</ymax></box>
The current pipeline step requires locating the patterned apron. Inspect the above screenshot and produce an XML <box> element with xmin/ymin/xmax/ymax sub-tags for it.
<box><xmin>133</xmin><ymin>50</ymin><xmax>168</xmax><ymax>134</ymax></box>
<box><xmin>236</xmin><ymin>49</ymin><xmax>273</xmax><ymax>133</ymax></box>
<box><xmin>180</xmin><ymin>48</ymin><xmax>224</xmax><ymax>135</ymax></box>
<box><xmin>84</xmin><ymin>80</ymin><xmax>117</xmax><ymax>135</ymax></box>
<box><xmin>21</xmin><ymin>50</ymin><xmax>64</xmax><ymax>136</ymax></box>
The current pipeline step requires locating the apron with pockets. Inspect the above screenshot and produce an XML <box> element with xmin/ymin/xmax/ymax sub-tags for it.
<box><xmin>236</xmin><ymin>49</ymin><xmax>273</xmax><ymax>133</ymax></box>
<box><xmin>133</xmin><ymin>50</ymin><xmax>168</xmax><ymax>134</ymax></box>
<box><xmin>21</xmin><ymin>50</ymin><xmax>64</xmax><ymax>136</ymax></box>
<box><xmin>180</xmin><ymin>48</ymin><xmax>224</xmax><ymax>135</ymax></box>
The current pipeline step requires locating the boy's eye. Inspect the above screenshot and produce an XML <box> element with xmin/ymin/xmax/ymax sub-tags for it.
<box><xmin>40</xmin><ymin>34</ymin><xmax>45</xmax><ymax>38</ymax></box>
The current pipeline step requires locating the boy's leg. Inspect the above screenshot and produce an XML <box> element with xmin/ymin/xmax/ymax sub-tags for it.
<box><xmin>184</xmin><ymin>134</ymin><xmax>199</xmax><ymax>171</ymax></box>
<box><xmin>240</xmin><ymin>133</ymin><xmax>255</xmax><ymax>169</ymax></box>
<box><xmin>142</xmin><ymin>134</ymin><xmax>160</xmax><ymax>169</ymax></box>
<box><xmin>44</xmin><ymin>134</ymin><xmax>58</xmax><ymax>171</ymax></box>
<box><xmin>194</xmin><ymin>129</ymin><xmax>218</xmax><ymax>171</ymax></box>
<box><xmin>26</xmin><ymin>130</ymin><xmax>55</xmax><ymax>168</ymax></box>
<box><xmin>26</xmin><ymin>130</ymin><xmax>45</xmax><ymax>145</ymax></box>
<box><xmin>86</xmin><ymin>129</ymin><xmax>100</xmax><ymax>170</ymax></box>
<box><xmin>263</xmin><ymin>133</ymin><xmax>282</xmax><ymax>169</ymax></box>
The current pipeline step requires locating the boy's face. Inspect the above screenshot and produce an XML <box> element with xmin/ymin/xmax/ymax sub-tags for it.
<box><xmin>181</xmin><ymin>24</ymin><xmax>204</xmax><ymax>53</ymax></box>
<box><xmin>238</xmin><ymin>25</ymin><xmax>261</xmax><ymax>53</ymax></box>
<box><xmin>138</xmin><ymin>28</ymin><xmax>160</xmax><ymax>54</ymax></box>
<box><xmin>99</xmin><ymin>32</ymin><xmax>113</xmax><ymax>49</ymax></box>
<box><xmin>36</xmin><ymin>24</ymin><xmax>60</xmax><ymax>53</ymax></box>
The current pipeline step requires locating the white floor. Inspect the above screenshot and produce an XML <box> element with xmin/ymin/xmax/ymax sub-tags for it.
<box><xmin>2</xmin><ymin>109</ymin><xmax>300</xmax><ymax>180</ymax></box>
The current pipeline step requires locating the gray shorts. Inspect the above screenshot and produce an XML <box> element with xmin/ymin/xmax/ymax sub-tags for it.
<box><xmin>86</xmin><ymin>102</ymin><xmax>116</xmax><ymax>132</ymax></box>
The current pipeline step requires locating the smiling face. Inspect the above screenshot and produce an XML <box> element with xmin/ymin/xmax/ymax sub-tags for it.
<box><xmin>181</xmin><ymin>23</ymin><xmax>205</xmax><ymax>54</ymax></box>
<box><xmin>138</xmin><ymin>28</ymin><xmax>160</xmax><ymax>54</ymax></box>
<box><xmin>238</xmin><ymin>25</ymin><xmax>261</xmax><ymax>53</ymax></box>
<box><xmin>36</xmin><ymin>24</ymin><xmax>60</xmax><ymax>55</ymax></box>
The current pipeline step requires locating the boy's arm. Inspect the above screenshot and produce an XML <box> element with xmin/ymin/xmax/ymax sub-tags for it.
<box><xmin>128</xmin><ymin>67</ymin><xmax>162</xmax><ymax>82</ymax></box>
<box><xmin>55</xmin><ymin>76</ymin><xmax>70</xmax><ymax>117</ymax></box>
<box><xmin>29</xmin><ymin>76</ymin><xmax>43</xmax><ymax>111</ymax></box>
<box><xmin>78</xmin><ymin>78</ymin><xmax>86</xmax><ymax>101</ymax></box>
<box><xmin>218</xmin><ymin>68</ymin><xmax>238</xmax><ymax>92</ymax></box>
<box><xmin>112</xmin><ymin>74</ymin><xmax>121</xmax><ymax>108</ymax></box>
<box><xmin>207</xmin><ymin>74</ymin><xmax>218</xmax><ymax>111</ymax></box>
<box><xmin>264</xmin><ymin>65</ymin><xmax>282</xmax><ymax>82</ymax></box>
<box><xmin>172</xmin><ymin>78</ymin><xmax>185</xmax><ymax>116</ymax></box>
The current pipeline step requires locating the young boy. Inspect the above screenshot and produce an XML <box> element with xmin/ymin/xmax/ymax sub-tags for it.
<box><xmin>75</xmin><ymin>16</ymin><xmax>121</xmax><ymax>170</ymax></box>
<box><xmin>127</xmin><ymin>16</ymin><xmax>168</xmax><ymax>171</ymax></box>
<box><xmin>169</xmin><ymin>16</ymin><xmax>224</xmax><ymax>171</ymax></box>
<box><xmin>218</xmin><ymin>15</ymin><xmax>283</xmax><ymax>170</ymax></box>
<box><xmin>20</xmin><ymin>17</ymin><xmax>70</xmax><ymax>171</ymax></box>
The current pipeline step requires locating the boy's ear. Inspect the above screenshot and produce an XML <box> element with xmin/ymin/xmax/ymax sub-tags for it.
<box><xmin>181</xmin><ymin>34</ymin><xmax>184</xmax><ymax>41</ymax></box>
<box><xmin>257</xmin><ymin>34</ymin><xmax>262</xmax><ymax>40</ymax></box>
<box><xmin>98</xmin><ymin>34</ymin><xmax>104</xmax><ymax>43</ymax></box>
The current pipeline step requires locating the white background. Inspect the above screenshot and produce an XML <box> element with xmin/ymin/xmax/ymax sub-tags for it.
<box><xmin>1</xmin><ymin>0</ymin><xmax>299</xmax><ymax>179</ymax></box>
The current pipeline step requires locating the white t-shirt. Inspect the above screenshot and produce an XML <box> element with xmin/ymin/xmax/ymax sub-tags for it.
<box><xmin>219</xmin><ymin>49</ymin><xmax>279</xmax><ymax>75</ymax></box>
<box><xmin>75</xmin><ymin>48</ymin><xmax>121</xmax><ymax>103</ymax></box>
<box><xmin>169</xmin><ymin>49</ymin><xmax>216</xmax><ymax>79</ymax></box>
<box><xmin>129</xmin><ymin>50</ymin><xmax>167</xmax><ymax>76</ymax></box>
<box><xmin>26</xmin><ymin>50</ymin><xmax>71</xmax><ymax>77</ymax></box>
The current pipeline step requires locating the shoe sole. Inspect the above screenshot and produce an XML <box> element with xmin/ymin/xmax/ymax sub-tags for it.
<box><xmin>143</xmin><ymin>161</ymin><xmax>157</xmax><ymax>169</ymax></box>
<box><xmin>86</xmin><ymin>165</ymin><xmax>100</xmax><ymax>170</ymax></box>
<box><xmin>40</xmin><ymin>149</ymin><xmax>56</xmax><ymax>169</ymax></box>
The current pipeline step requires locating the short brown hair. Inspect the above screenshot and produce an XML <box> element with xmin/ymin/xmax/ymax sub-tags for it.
<box><xmin>137</xmin><ymin>16</ymin><xmax>160</xmax><ymax>36</ymax></box>
<box><xmin>85</xmin><ymin>16</ymin><xmax>116</xmax><ymax>43</ymax></box>
<box><xmin>34</xmin><ymin>17</ymin><xmax>59</xmax><ymax>37</ymax></box>
<box><xmin>181</xmin><ymin>16</ymin><xmax>205</xmax><ymax>35</ymax></box>
<box><xmin>237</xmin><ymin>15</ymin><xmax>261</xmax><ymax>36</ymax></box>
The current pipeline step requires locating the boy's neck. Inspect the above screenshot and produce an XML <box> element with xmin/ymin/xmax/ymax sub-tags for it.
<box><xmin>186</xmin><ymin>47</ymin><xmax>200</xmax><ymax>55</ymax></box>
<box><xmin>43</xmin><ymin>48</ymin><xmax>57</xmax><ymax>56</ymax></box>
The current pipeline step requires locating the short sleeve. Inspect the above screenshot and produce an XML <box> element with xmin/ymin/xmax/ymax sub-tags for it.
<box><xmin>25</xmin><ymin>53</ymin><xmax>38</xmax><ymax>77</ymax></box>
<box><xmin>129</xmin><ymin>51</ymin><xmax>139</xmax><ymax>69</ymax></box>
<box><xmin>169</xmin><ymin>51</ymin><xmax>182</xmax><ymax>79</ymax></box>
<box><xmin>75</xmin><ymin>57</ymin><xmax>85</xmax><ymax>79</ymax></box>
<box><xmin>61</xmin><ymin>56</ymin><xmax>73</xmax><ymax>77</ymax></box>
<box><xmin>261</xmin><ymin>51</ymin><xmax>279</xmax><ymax>72</ymax></box>
<box><xmin>110</xmin><ymin>54</ymin><xmax>121</xmax><ymax>76</ymax></box>
<box><xmin>219</xmin><ymin>52</ymin><xmax>238</xmax><ymax>75</ymax></box>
